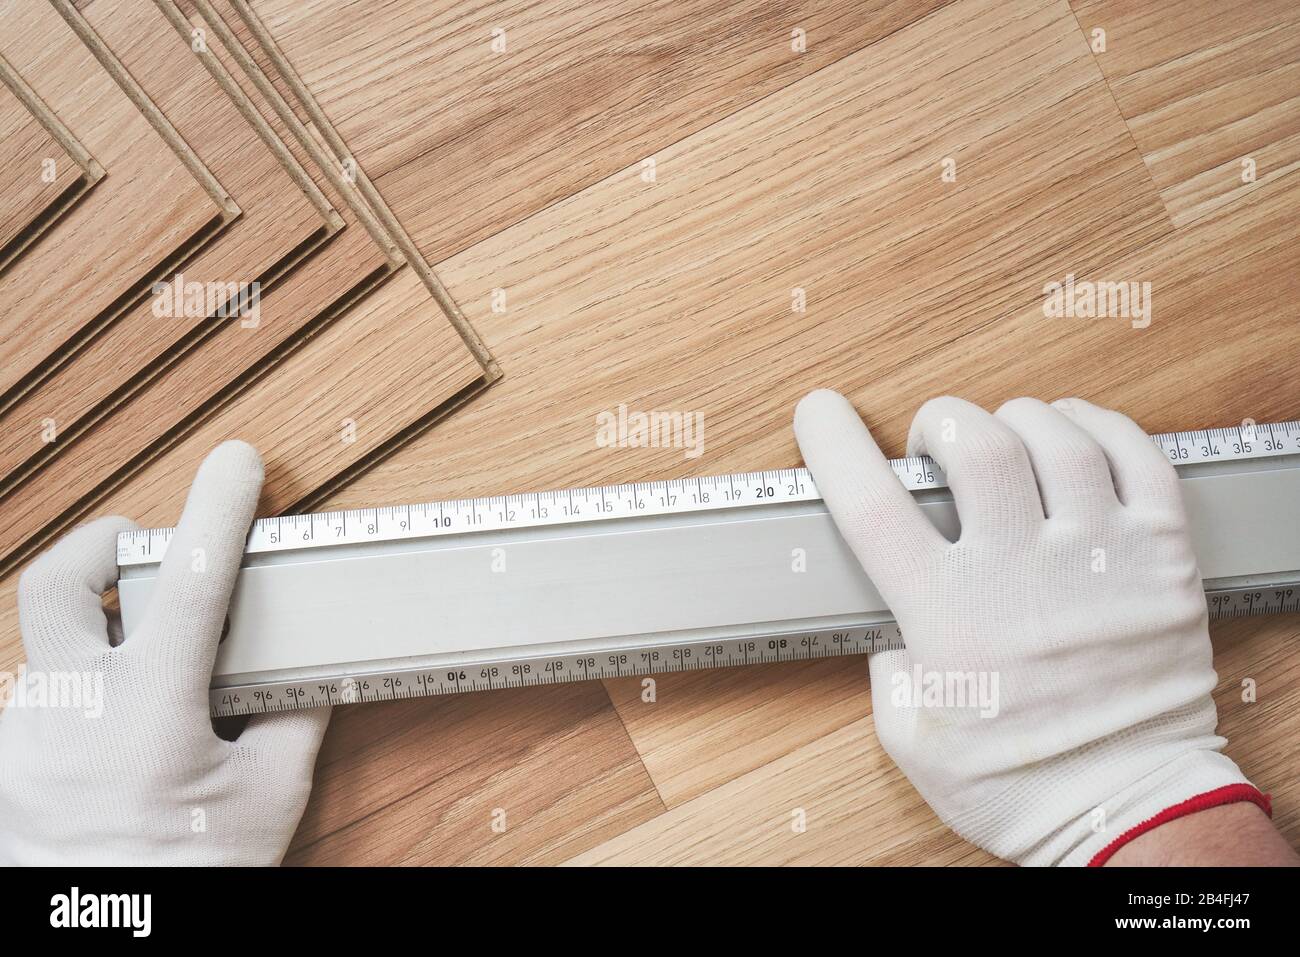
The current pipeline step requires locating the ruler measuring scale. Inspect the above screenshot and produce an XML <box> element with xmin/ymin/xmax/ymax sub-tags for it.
<box><xmin>116</xmin><ymin>421</ymin><xmax>1300</xmax><ymax>716</ymax></box>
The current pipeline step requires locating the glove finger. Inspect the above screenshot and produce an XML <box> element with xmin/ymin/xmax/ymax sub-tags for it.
<box><xmin>995</xmin><ymin>397</ymin><xmax>1119</xmax><ymax>518</ymax></box>
<box><xmin>794</xmin><ymin>389</ymin><xmax>947</xmax><ymax>596</ymax></box>
<box><xmin>1051</xmin><ymin>399</ymin><xmax>1182</xmax><ymax>513</ymax></box>
<box><xmin>17</xmin><ymin>515</ymin><xmax>138</xmax><ymax>666</ymax></box>
<box><xmin>907</xmin><ymin>396</ymin><xmax>1043</xmax><ymax>541</ymax></box>
<box><xmin>234</xmin><ymin>706</ymin><xmax>332</xmax><ymax>791</ymax></box>
<box><xmin>137</xmin><ymin>442</ymin><xmax>263</xmax><ymax>688</ymax></box>
<box><xmin>867</xmin><ymin>646</ymin><xmax>915</xmax><ymax>758</ymax></box>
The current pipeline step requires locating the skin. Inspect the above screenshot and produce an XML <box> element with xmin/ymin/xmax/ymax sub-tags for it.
<box><xmin>1108</xmin><ymin>803</ymin><xmax>1300</xmax><ymax>866</ymax></box>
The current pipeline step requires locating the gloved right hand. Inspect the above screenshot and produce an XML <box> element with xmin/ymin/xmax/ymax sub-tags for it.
<box><xmin>794</xmin><ymin>392</ymin><xmax>1267</xmax><ymax>866</ymax></box>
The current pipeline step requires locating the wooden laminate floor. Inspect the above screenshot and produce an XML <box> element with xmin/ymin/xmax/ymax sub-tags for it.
<box><xmin>0</xmin><ymin>66</ymin><xmax>101</xmax><ymax>272</ymax></box>
<box><xmin>0</xmin><ymin>0</ymin><xmax>1295</xmax><ymax>865</ymax></box>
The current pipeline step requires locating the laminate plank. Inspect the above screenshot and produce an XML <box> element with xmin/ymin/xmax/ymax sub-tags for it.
<box><xmin>247</xmin><ymin>0</ymin><xmax>953</xmax><ymax>265</ymax></box>
<box><xmin>324</xmin><ymin>0</ymin><xmax>1170</xmax><ymax>516</ymax></box>
<box><xmin>0</xmin><ymin>264</ymin><xmax>487</xmax><ymax>575</ymax></box>
<box><xmin>208</xmin><ymin>0</ymin><xmax>307</xmax><ymax>128</ymax></box>
<box><xmin>228</xmin><ymin>0</ymin><xmax>498</xmax><ymax>377</ymax></box>
<box><xmin>605</xmin><ymin>658</ymin><xmax>871</xmax><ymax>809</ymax></box>
<box><xmin>66</xmin><ymin>268</ymin><xmax>485</xmax><ymax>536</ymax></box>
<box><xmin>0</xmin><ymin>67</ymin><xmax>99</xmax><ymax>272</ymax></box>
<box><xmin>0</xmin><ymin>0</ymin><xmax>498</xmax><ymax>576</ymax></box>
<box><xmin>185</xmin><ymin>0</ymin><xmax>397</xmax><ymax>256</ymax></box>
<box><xmin>0</xmin><ymin>74</ymin><xmax>81</xmax><ymax>246</ymax></box>
<box><xmin>284</xmin><ymin>682</ymin><xmax>665</xmax><ymax>866</ymax></box>
<box><xmin>0</xmin><ymin>4</ymin><xmax>394</xmax><ymax>574</ymax></box>
<box><xmin>0</xmin><ymin>0</ymin><xmax>231</xmax><ymax>405</ymax></box>
<box><xmin>1071</xmin><ymin>0</ymin><xmax>1300</xmax><ymax>225</ymax></box>
<box><xmin>565</xmin><ymin>610</ymin><xmax>1300</xmax><ymax>865</ymax></box>
<box><xmin>0</xmin><ymin>0</ymin><xmax>340</xmax><ymax>544</ymax></box>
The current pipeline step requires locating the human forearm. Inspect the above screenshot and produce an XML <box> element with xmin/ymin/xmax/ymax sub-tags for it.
<box><xmin>1107</xmin><ymin>801</ymin><xmax>1299</xmax><ymax>866</ymax></box>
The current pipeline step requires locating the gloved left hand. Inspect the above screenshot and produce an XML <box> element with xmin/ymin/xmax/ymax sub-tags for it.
<box><xmin>0</xmin><ymin>441</ymin><xmax>330</xmax><ymax>865</ymax></box>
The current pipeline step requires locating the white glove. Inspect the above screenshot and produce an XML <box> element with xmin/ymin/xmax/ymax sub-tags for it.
<box><xmin>0</xmin><ymin>441</ymin><xmax>330</xmax><ymax>865</ymax></box>
<box><xmin>794</xmin><ymin>391</ymin><xmax>1267</xmax><ymax>866</ymax></box>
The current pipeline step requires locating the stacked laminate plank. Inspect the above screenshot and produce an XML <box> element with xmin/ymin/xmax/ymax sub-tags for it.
<box><xmin>0</xmin><ymin>53</ymin><xmax>104</xmax><ymax>273</ymax></box>
<box><xmin>0</xmin><ymin>0</ymin><xmax>499</xmax><ymax>576</ymax></box>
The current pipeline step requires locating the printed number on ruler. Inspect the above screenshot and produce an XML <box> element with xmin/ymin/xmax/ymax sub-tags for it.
<box><xmin>118</xmin><ymin>421</ymin><xmax>1300</xmax><ymax>566</ymax></box>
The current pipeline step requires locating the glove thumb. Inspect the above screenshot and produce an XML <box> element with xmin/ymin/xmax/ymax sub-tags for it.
<box><xmin>233</xmin><ymin>706</ymin><xmax>332</xmax><ymax>795</ymax></box>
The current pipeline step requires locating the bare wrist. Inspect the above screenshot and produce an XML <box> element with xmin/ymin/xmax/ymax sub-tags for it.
<box><xmin>1107</xmin><ymin>800</ymin><xmax>1299</xmax><ymax>866</ymax></box>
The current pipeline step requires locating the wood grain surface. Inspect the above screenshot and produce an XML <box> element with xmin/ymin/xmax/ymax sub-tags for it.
<box><xmin>0</xmin><ymin>81</ymin><xmax>81</xmax><ymax>249</ymax></box>
<box><xmin>0</xmin><ymin>0</ymin><xmax>1294</xmax><ymax>866</ymax></box>
<box><xmin>0</xmin><ymin>0</ymin><xmax>229</xmax><ymax>405</ymax></box>
<box><xmin>248</xmin><ymin>0</ymin><xmax>953</xmax><ymax>265</ymax></box>
<box><xmin>0</xmin><ymin>0</ymin><xmax>501</xmax><ymax>578</ymax></box>
<box><xmin>0</xmin><ymin>0</ymin><xmax>343</xmax><ymax>569</ymax></box>
<box><xmin>0</xmin><ymin>0</ymin><xmax>337</xmax><ymax>480</ymax></box>
<box><xmin>90</xmin><ymin>267</ymin><xmax>486</xmax><ymax>528</ymax></box>
<box><xmin>1073</xmin><ymin>0</ymin><xmax>1300</xmax><ymax>225</ymax></box>
<box><xmin>227</xmin><ymin>0</ymin><xmax>499</xmax><ymax>376</ymax></box>
<box><xmin>0</xmin><ymin>0</ymin><xmax>386</xmax><ymax>573</ymax></box>
<box><xmin>0</xmin><ymin>69</ymin><xmax>94</xmax><ymax>270</ymax></box>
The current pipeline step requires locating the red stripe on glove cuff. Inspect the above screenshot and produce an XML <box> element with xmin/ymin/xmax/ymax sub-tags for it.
<box><xmin>1088</xmin><ymin>783</ymin><xmax>1273</xmax><ymax>867</ymax></box>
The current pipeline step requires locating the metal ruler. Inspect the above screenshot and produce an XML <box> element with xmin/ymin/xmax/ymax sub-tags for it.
<box><xmin>117</xmin><ymin>421</ymin><xmax>1300</xmax><ymax>716</ymax></box>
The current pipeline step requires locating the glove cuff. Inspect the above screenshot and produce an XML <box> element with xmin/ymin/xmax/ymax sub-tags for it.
<box><xmin>1084</xmin><ymin>782</ymin><xmax>1271</xmax><ymax>866</ymax></box>
<box><xmin>1049</xmin><ymin>749</ymin><xmax>1263</xmax><ymax>866</ymax></box>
